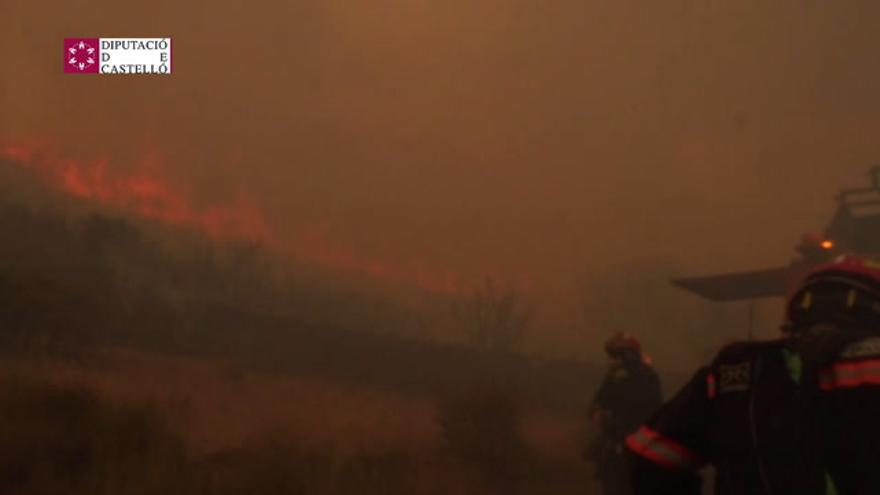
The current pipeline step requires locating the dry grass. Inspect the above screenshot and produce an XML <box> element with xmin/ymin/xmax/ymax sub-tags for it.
<box><xmin>0</xmin><ymin>348</ymin><xmax>596</xmax><ymax>494</ymax></box>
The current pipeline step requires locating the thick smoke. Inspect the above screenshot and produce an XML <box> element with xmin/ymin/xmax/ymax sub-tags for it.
<box><xmin>3</xmin><ymin>0</ymin><xmax>880</xmax><ymax>364</ymax></box>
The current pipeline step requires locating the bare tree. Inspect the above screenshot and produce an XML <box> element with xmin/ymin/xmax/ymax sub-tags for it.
<box><xmin>453</xmin><ymin>278</ymin><xmax>532</xmax><ymax>353</ymax></box>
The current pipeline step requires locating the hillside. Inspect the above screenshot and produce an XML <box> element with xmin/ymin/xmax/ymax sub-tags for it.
<box><xmin>0</xmin><ymin>155</ymin><xmax>599</xmax><ymax>411</ymax></box>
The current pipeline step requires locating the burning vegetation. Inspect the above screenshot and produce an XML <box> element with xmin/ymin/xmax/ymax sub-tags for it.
<box><xmin>0</xmin><ymin>148</ymin><xmax>598</xmax><ymax>493</ymax></box>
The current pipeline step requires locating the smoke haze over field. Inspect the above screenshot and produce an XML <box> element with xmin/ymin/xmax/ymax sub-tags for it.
<box><xmin>4</xmin><ymin>0</ymin><xmax>880</xmax><ymax>362</ymax></box>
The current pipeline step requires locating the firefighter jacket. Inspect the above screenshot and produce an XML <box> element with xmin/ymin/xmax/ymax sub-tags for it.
<box><xmin>625</xmin><ymin>339</ymin><xmax>829</xmax><ymax>495</ymax></box>
<box><xmin>592</xmin><ymin>359</ymin><xmax>663</xmax><ymax>441</ymax></box>
<box><xmin>800</xmin><ymin>325</ymin><xmax>880</xmax><ymax>494</ymax></box>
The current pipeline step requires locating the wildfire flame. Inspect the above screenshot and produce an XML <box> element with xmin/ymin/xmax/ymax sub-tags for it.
<box><xmin>0</xmin><ymin>139</ymin><xmax>458</xmax><ymax>293</ymax></box>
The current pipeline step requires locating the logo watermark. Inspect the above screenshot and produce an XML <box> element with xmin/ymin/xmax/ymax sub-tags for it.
<box><xmin>64</xmin><ymin>38</ymin><xmax>99</xmax><ymax>73</ymax></box>
<box><xmin>64</xmin><ymin>38</ymin><xmax>172</xmax><ymax>75</ymax></box>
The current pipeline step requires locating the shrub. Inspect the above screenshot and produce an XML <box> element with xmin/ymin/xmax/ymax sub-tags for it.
<box><xmin>437</xmin><ymin>385</ymin><xmax>531</xmax><ymax>484</ymax></box>
<box><xmin>198</xmin><ymin>437</ymin><xmax>328</xmax><ymax>495</ymax></box>
<box><xmin>0</xmin><ymin>375</ymin><xmax>191</xmax><ymax>495</ymax></box>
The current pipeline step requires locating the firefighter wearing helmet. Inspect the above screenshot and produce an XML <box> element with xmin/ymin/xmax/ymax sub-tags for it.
<box><xmin>785</xmin><ymin>255</ymin><xmax>880</xmax><ymax>493</ymax></box>
<box><xmin>586</xmin><ymin>333</ymin><xmax>661</xmax><ymax>495</ymax></box>
<box><xmin>624</xmin><ymin>285</ymin><xmax>835</xmax><ymax>494</ymax></box>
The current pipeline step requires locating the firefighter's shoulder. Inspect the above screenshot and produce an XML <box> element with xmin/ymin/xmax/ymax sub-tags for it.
<box><xmin>805</xmin><ymin>327</ymin><xmax>880</xmax><ymax>364</ymax></box>
<box><xmin>836</xmin><ymin>333</ymin><xmax>880</xmax><ymax>360</ymax></box>
<box><xmin>702</xmin><ymin>340</ymin><xmax>785</xmax><ymax>398</ymax></box>
<box><xmin>710</xmin><ymin>339</ymin><xmax>779</xmax><ymax>365</ymax></box>
<box><xmin>819</xmin><ymin>329</ymin><xmax>880</xmax><ymax>391</ymax></box>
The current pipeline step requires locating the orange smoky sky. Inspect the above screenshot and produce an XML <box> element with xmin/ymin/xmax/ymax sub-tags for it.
<box><xmin>3</xmin><ymin>0</ymin><xmax>880</xmax><ymax>354</ymax></box>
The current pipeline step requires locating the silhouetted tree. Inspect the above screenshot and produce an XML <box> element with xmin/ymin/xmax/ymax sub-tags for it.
<box><xmin>453</xmin><ymin>278</ymin><xmax>532</xmax><ymax>353</ymax></box>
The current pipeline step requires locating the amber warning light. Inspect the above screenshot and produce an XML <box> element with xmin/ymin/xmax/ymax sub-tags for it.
<box><xmin>821</xmin><ymin>239</ymin><xmax>834</xmax><ymax>250</ymax></box>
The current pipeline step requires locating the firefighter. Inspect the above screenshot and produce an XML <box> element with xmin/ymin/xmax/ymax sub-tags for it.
<box><xmin>587</xmin><ymin>333</ymin><xmax>662</xmax><ymax>495</ymax></box>
<box><xmin>784</xmin><ymin>255</ymin><xmax>880</xmax><ymax>494</ymax></box>
<box><xmin>624</xmin><ymin>327</ymin><xmax>831</xmax><ymax>493</ymax></box>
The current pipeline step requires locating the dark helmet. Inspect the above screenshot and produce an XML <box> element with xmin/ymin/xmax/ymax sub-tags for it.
<box><xmin>605</xmin><ymin>332</ymin><xmax>643</xmax><ymax>361</ymax></box>
<box><xmin>785</xmin><ymin>254</ymin><xmax>880</xmax><ymax>332</ymax></box>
